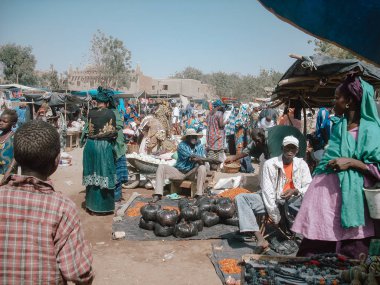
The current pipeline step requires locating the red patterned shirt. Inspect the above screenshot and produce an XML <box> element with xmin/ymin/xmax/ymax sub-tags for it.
<box><xmin>0</xmin><ymin>175</ymin><xmax>94</xmax><ymax>285</ymax></box>
<box><xmin>206</xmin><ymin>111</ymin><xmax>225</xmax><ymax>150</ymax></box>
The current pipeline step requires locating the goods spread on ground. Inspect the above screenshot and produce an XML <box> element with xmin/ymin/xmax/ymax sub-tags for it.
<box><xmin>218</xmin><ymin>187</ymin><xmax>251</xmax><ymax>200</ymax></box>
<box><xmin>138</xmin><ymin>196</ymin><xmax>239</xmax><ymax>238</ymax></box>
<box><xmin>241</xmin><ymin>253</ymin><xmax>380</xmax><ymax>285</ymax></box>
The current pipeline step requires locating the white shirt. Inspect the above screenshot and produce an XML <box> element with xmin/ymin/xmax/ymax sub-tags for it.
<box><xmin>172</xmin><ymin>107</ymin><xmax>180</xmax><ymax>124</ymax></box>
<box><xmin>258</xmin><ymin>117</ymin><xmax>275</xmax><ymax>130</ymax></box>
<box><xmin>260</xmin><ymin>155</ymin><xmax>312</xmax><ymax>224</ymax></box>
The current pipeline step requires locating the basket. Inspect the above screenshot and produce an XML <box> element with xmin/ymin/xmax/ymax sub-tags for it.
<box><xmin>223</xmin><ymin>162</ymin><xmax>241</xmax><ymax>174</ymax></box>
<box><xmin>127</xmin><ymin>157</ymin><xmax>159</xmax><ymax>174</ymax></box>
<box><xmin>127</xmin><ymin>143</ymin><xmax>139</xmax><ymax>154</ymax></box>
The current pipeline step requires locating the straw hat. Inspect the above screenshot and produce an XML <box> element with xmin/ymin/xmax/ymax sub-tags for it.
<box><xmin>181</xmin><ymin>128</ymin><xmax>203</xmax><ymax>140</ymax></box>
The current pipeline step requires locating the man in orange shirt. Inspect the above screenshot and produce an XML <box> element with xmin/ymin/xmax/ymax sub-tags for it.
<box><xmin>235</xmin><ymin>136</ymin><xmax>312</xmax><ymax>250</ymax></box>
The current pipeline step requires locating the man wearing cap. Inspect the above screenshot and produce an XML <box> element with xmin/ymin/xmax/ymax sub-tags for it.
<box><xmin>152</xmin><ymin>128</ymin><xmax>207</xmax><ymax>202</ymax></box>
<box><xmin>235</xmin><ymin>135</ymin><xmax>312</xmax><ymax>249</ymax></box>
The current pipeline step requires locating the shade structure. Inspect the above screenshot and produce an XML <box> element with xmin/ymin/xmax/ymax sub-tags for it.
<box><xmin>271</xmin><ymin>55</ymin><xmax>380</xmax><ymax>108</ymax></box>
<box><xmin>258</xmin><ymin>0</ymin><xmax>380</xmax><ymax>66</ymax></box>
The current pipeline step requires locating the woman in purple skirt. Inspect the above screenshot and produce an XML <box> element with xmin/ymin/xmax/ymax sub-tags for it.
<box><xmin>292</xmin><ymin>75</ymin><xmax>380</xmax><ymax>259</ymax></box>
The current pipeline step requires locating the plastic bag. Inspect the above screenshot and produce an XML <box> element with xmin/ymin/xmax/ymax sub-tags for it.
<box><xmin>191</xmin><ymin>220</ymin><xmax>204</xmax><ymax>232</ymax></box>
<box><xmin>139</xmin><ymin>217</ymin><xmax>156</xmax><ymax>230</ymax></box>
<box><xmin>217</xmin><ymin>197</ymin><xmax>232</xmax><ymax>205</ymax></box>
<box><xmin>180</xmin><ymin>206</ymin><xmax>201</xmax><ymax>221</ymax></box>
<box><xmin>174</xmin><ymin>219</ymin><xmax>199</xmax><ymax>238</ymax></box>
<box><xmin>156</xmin><ymin>209</ymin><xmax>179</xmax><ymax>227</ymax></box>
<box><xmin>201</xmin><ymin>211</ymin><xmax>220</xmax><ymax>227</ymax></box>
<box><xmin>198</xmin><ymin>202</ymin><xmax>213</xmax><ymax>213</ymax></box>
<box><xmin>215</xmin><ymin>203</ymin><xmax>236</xmax><ymax>219</ymax></box>
<box><xmin>178</xmin><ymin>197</ymin><xmax>195</xmax><ymax>211</ymax></box>
<box><xmin>222</xmin><ymin>214</ymin><xmax>239</xmax><ymax>226</ymax></box>
<box><xmin>140</xmin><ymin>203</ymin><xmax>161</xmax><ymax>221</ymax></box>
<box><xmin>154</xmin><ymin>223</ymin><xmax>174</xmax><ymax>237</ymax></box>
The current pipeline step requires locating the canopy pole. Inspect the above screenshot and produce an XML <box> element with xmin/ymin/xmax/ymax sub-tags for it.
<box><xmin>302</xmin><ymin>99</ymin><xmax>307</xmax><ymax>137</ymax></box>
<box><xmin>64</xmin><ymin>102</ymin><xmax>67</xmax><ymax>123</ymax></box>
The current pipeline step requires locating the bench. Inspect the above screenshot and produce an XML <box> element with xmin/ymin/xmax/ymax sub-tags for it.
<box><xmin>170</xmin><ymin>180</ymin><xmax>197</xmax><ymax>197</ymax></box>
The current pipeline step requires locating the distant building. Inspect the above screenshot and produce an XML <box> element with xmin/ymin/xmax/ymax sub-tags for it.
<box><xmin>66</xmin><ymin>64</ymin><xmax>217</xmax><ymax>104</ymax></box>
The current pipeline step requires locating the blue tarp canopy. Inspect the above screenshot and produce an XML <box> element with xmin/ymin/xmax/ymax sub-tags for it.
<box><xmin>258</xmin><ymin>0</ymin><xmax>380</xmax><ymax>66</ymax></box>
<box><xmin>71</xmin><ymin>89</ymin><xmax>124</xmax><ymax>97</ymax></box>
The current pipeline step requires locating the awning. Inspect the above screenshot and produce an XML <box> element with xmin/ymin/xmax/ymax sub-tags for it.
<box><xmin>24</xmin><ymin>92</ymin><xmax>91</xmax><ymax>106</ymax></box>
<box><xmin>271</xmin><ymin>55</ymin><xmax>380</xmax><ymax>108</ymax></box>
<box><xmin>258</xmin><ymin>0</ymin><xmax>380</xmax><ymax>66</ymax></box>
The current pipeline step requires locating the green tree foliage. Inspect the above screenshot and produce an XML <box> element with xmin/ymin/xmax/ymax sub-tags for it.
<box><xmin>172</xmin><ymin>67</ymin><xmax>282</xmax><ymax>100</ymax></box>
<box><xmin>90</xmin><ymin>30</ymin><xmax>132</xmax><ymax>89</ymax></box>
<box><xmin>0</xmin><ymin>43</ymin><xmax>37</xmax><ymax>85</ymax></box>
<box><xmin>309</xmin><ymin>39</ymin><xmax>356</xmax><ymax>59</ymax></box>
<box><xmin>36</xmin><ymin>64</ymin><xmax>61</xmax><ymax>90</ymax></box>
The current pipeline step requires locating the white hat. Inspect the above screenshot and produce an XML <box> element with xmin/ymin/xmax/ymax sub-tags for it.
<box><xmin>181</xmin><ymin>128</ymin><xmax>203</xmax><ymax>140</ymax></box>
<box><xmin>282</xmin><ymin>136</ymin><xmax>299</xmax><ymax>147</ymax></box>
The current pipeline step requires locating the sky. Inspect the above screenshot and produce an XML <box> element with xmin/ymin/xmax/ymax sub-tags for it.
<box><xmin>0</xmin><ymin>0</ymin><xmax>316</xmax><ymax>78</ymax></box>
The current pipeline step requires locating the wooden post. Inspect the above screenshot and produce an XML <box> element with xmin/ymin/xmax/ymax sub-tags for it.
<box><xmin>302</xmin><ymin>100</ymin><xmax>307</xmax><ymax>137</ymax></box>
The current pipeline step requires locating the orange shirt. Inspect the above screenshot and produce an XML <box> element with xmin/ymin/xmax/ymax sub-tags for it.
<box><xmin>283</xmin><ymin>162</ymin><xmax>295</xmax><ymax>192</ymax></box>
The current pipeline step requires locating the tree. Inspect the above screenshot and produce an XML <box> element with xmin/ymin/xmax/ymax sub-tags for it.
<box><xmin>172</xmin><ymin>67</ymin><xmax>204</xmax><ymax>81</ymax></box>
<box><xmin>89</xmin><ymin>30</ymin><xmax>132</xmax><ymax>89</ymax></box>
<box><xmin>172</xmin><ymin>66</ymin><xmax>282</xmax><ymax>100</ymax></box>
<box><xmin>309</xmin><ymin>39</ymin><xmax>356</xmax><ymax>59</ymax></box>
<box><xmin>0</xmin><ymin>43</ymin><xmax>37</xmax><ymax>85</ymax></box>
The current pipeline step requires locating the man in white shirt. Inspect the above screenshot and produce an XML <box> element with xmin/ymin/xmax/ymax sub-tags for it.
<box><xmin>235</xmin><ymin>136</ymin><xmax>312</xmax><ymax>249</ymax></box>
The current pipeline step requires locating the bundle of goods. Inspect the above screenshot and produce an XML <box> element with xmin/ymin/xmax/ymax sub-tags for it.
<box><xmin>59</xmin><ymin>152</ymin><xmax>72</xmax><ymax>167</ymax></box>
<box><xmin>138</xmin><ymin>196</ymin><xmax>239</xmax><ymax>238</ymax></box>
<box><xmin>242</xmin><ymin>254</ymin><xmax>372</xmax><ymax>285</ymax></box>
<box><xmin>126</xmin><ymin>153</ymin><xmax>176</xmax><ymax>166</ymax></box>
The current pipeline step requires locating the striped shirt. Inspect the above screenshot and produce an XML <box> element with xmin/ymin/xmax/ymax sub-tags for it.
<box><xmin>175</xmin><ymin>141</ymin><xmax>205</xmax><ymax>173</ymax></box>
<box><xmin>0</xmin><ymin>175</ymin><xmax>94</xmax><ymax>285</ymax></box>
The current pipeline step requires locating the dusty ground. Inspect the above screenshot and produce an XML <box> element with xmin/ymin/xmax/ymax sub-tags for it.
<box><xmin>51</xmin><ymin>148</ymin><xmax>259</xmax><ymax>285</ymax></box>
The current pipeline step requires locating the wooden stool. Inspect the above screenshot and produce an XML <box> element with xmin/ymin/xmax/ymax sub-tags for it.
<box><xmin>170</xmin><ymin>180</ymin><xmax>197</xmax><ymax>197</ymax></box>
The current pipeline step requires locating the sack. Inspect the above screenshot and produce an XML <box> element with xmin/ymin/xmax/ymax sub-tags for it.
<box><xmin>180</xmin><ymin>206</ymin><xmax>201</xmax><ymax>221</ymax></box>
<box><xmin>201</xmin><ymin>211</ymin><xmax>220</xmax><ymax>227</ymax></box>
<box><xmin>174</xmin><ymin>220</ymin><xmax>198</xmax><ymax>238</ymax></box>
<box><xmin>215</xmin><ymin>203</ymin><xmax>236</xmax><ymax>219</ymax></box>
<box><xmin>191</xmin><ymin>220</ymin><xmax>204</xmax><ymax>232</ymax></box>
<box><xmin>178</xmin><ymin>198</ymin><xmax>195</xmax><ymax>211</ymax></box>
<box><xmin>139</xmin><ymin>217</ymin><xmax>156</xmax><ymax>231</ymax></box>
<box><xmin>156</xmin><ymin>209</ymin><xmax>179</xmax><ymax>227</ymax></box>
<box><xmin>222</xmin><ymin>214</ymin><xmax>239</xmax><ymax>226</ymax></box>
<box><xmin>154</xmin><ymin>223</ymin><xmax>174</xmax><ymax>237</ymax></box>
<box><xmin>140</xmin><ymin>203</ymin><xmax>161</xmax><ymax>222</ymax></box>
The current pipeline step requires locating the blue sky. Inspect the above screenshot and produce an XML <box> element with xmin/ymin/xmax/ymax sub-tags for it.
<box><xmin>0</xmin><ymin>0</ymin><xmax>316</xmax><ymax>78</ymax></box>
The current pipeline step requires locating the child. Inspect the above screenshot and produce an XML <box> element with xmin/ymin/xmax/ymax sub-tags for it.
<box><xmin>0</xmin><ymin>109</ymin><xmax>18</xmax><ymax>175</ymax></box>
<box><xmin>0</xmin><ymin>121</ymin><xmax>94</xmax><ymax>284</ymax></box>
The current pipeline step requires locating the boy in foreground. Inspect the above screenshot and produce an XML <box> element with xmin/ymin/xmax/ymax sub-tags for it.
<box><xmin>0</xmin><ymin>121</ymin><xmax>94</xmax><ymax>284</ymax></box>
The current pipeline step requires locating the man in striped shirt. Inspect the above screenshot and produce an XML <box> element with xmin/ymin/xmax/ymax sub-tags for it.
<box><xmin>0</xmin><ymin>121</ymin><xmax>94</xmax><ymax>284</ymax></box>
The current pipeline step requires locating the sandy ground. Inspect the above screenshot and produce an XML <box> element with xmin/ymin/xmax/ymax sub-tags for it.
<box><xmin>51</xmin><ymin>148</ymin><xmax>259</xmax><ymax>285</ymax></box>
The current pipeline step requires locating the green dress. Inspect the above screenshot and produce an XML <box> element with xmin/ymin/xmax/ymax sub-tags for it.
<box><xmin>82</xmin><ymin>108</ymin><xmax>117</xmax><ymax>213</ymax></box>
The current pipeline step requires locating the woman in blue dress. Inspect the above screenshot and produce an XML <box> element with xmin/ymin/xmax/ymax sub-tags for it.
<box><xmin>0</xmin><ymin>109</ymin><xmax>18</xmax><ymax>177</ymax></box>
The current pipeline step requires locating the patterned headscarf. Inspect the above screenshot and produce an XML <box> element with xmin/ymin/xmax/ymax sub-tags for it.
<box><xmin>93</xmin><ymin>86</ymin><xmax>116</xmax><ymax>108</ymax></box>
<box><xmin>337</xmin><ymin>74</ymin><xmax>363</xmax><ymax>104</ymax></box>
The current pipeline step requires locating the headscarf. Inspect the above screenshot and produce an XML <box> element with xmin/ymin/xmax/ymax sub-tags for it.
<box><xmin>337</xmin><ymin>74</ymin><xmax>363</xmax><ymax>104</ymax></box>
<box><xmin>93</xmin><ymin>86</ymin><xmax>115</xmax><ymax>108</ymax></box>
<box><xmin>212</xmin><ymin>99</ymin><xmax>223</xmax><ymax>108</ymax></box>
<box><xmin>314</xmin><ymin>77</ymin><xmax>380</xmax><ymax>228</ymax></box>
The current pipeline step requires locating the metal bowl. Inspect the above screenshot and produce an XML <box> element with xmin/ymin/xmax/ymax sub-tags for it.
<box><xmin>127</xmin><ymin>157</ymin><xmax>159</xmax><ymax>174</ymax></box>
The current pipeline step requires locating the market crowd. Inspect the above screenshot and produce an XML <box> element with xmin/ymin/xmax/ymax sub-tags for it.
<box><xmin>0</xmin><ymin>74</ymin><xmax>379</xmax><ymax>283</ymax></box>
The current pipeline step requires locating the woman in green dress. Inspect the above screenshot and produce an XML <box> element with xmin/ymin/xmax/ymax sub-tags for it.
<box><xmin>82</xmin><ymin>87</ymin><xmax>117</xmax><ymax>213</ymax></box>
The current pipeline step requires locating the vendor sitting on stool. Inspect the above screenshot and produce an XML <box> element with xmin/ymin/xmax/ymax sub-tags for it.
<box><xmin>152</xmin><ymin>128</ymin><xmax>206</xmax><ymax>202</ymax></box>
<box><xmin>235</xmin><ymin>136</ymin><xmax>312</xmax><ymax>250</ymax></box>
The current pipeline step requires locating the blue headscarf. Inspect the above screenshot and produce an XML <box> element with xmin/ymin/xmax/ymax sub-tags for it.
<box><xmin>93</xmin><ymin>86</ymin><xmax>115</xmax><ymax>108</ymax></box>
<box><xmin>212</xmin><ymin>99</ymin><xmax>223</xmax><ymax>108</ymax></box>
